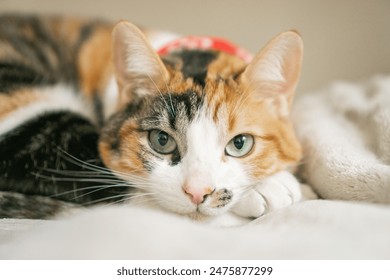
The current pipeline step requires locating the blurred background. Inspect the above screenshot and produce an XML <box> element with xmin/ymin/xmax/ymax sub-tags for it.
<box><xmin>1</xmin><ymin>0</ymin><xmax>389</xmax><ymax>93</ymax></box>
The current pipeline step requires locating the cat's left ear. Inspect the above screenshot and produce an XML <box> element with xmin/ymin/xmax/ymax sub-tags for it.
<box><xmin>241</xmin><ymin>31</ymin><xmax>303</xmax><ymax>115</ymax></box>
<box><xmin>112</xmin><ymin>21</ymin><xmax>170</xmax><ymax>105</ymax></box>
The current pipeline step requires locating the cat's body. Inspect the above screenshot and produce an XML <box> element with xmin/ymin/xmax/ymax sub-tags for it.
<box><xmin>0</xmin><ymin>15</ymin><xmax>126</xmax><ymax>218</ymax></box>
<box><xmin>0</xmin><ymin>14</ymin><xmax>304</xmax><ymax>223</ymax></box>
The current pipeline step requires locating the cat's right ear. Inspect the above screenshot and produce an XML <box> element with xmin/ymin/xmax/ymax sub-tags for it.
<box><xmin>112</xmin><ymin>21</ymin><xmax>170</xmax><ymax>106</ymax></box>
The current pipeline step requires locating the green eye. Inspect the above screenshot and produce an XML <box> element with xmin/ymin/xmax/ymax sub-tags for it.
<box><xmin>148</xmin><ymin>130</ymin><xmax>177</xmax><ymax>154</ymax></box>
<box><xmin>225</xmin><ymin>134</ymin><xmax>254</xmax><ymax>157</ymax></box>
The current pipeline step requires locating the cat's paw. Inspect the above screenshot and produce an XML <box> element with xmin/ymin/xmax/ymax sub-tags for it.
<box><xmin>232</xmin><ymin>171</ymin><xmax>303</xmax><ymax>219</ymax></box>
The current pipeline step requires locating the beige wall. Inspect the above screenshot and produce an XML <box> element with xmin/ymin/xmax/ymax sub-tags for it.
<box><xmin>1</xmin><ymin>0</ymin><xmax>390</xmax><ymax>93</ymax></box>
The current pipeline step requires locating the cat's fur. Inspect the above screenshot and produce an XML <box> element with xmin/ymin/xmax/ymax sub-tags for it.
<box><xmin>0</xmin><ymin>14</ymin><xmax>304</xmax><ymax>223</ymax></box>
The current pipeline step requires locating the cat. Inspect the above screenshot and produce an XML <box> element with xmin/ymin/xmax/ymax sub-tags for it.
<box><xmin>0</xmin><ymin>14</ymin><xmax>304</xmax><ymax>224</ymax></box>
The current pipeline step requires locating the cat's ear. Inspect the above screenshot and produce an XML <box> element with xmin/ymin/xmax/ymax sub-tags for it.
<box><xmin>112</xmin><ymin>21</ymin><xmax>170</xmax><ymax>105</ymax></box>
<box><xmin>241</xmin><ymin>31</ymin><xmax>303</xmax><ymax>115</ymax></box>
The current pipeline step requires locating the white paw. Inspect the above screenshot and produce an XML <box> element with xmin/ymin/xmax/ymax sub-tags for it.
<box><xmin>232</xmin><ymin>171</ymin><xmax>303</xmax><ymax>218</ymax></box>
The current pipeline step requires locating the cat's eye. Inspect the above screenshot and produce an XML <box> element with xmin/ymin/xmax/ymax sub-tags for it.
<box><xmin>148</xmin><ymin>130</ymin><xmax>177</xmax><ymax>154</ymax></box>
<box><xmin>225</xmin><ymin>134</ymin><xmax>254</xmax><ymax>157</ymax></box>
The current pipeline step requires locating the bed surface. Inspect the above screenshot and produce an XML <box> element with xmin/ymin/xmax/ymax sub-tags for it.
<box><xmin>0</xmin><ymin>199</ymin><xmax>389</xmax><ymax>259</ymax></box>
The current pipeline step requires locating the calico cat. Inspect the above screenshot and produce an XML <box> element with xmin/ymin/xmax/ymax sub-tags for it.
<box><xmin>0</xmin><ymin>14</ymin><xmax>304</xmax><ymax>222</ymax></box>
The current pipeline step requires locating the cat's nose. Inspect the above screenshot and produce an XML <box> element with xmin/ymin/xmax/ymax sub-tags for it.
<box><xmin>184</xmin><ymin>186</ymin><xmax>214</xmax><ymax>204</ymax></box>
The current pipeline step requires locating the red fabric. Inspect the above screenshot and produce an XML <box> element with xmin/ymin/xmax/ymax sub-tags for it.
<box><xmin>156</xmin><ymin>36</ymin><xmax>253</xmax><ymax>63</ymax></box>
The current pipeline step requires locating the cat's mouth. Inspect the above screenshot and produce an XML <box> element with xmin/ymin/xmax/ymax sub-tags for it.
<box><xmin>187</xmin><ymin>188</ymin><xmax>234</xmax><ymax>218</ymax></box>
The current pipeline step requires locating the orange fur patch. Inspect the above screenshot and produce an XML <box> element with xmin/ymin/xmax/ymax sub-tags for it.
<box><xmin>0</xmin><ymin>90</ymin><xmax>40</xmax><ymax>119</ymax></box>
<box><xmin>45</xmin><ymin>17</ymin><xmax>87</xmax><ymax>47</ymax></box>
<box><xmin>227</xmin><ymin>97</ymin><xmax>302</xmax><ymax>179</ymax></box>
<box><xmin>77</xmin><ymin>26</ymin><xmax>113</xmax><ymax>99</ymax></box>
<box><xmin>164</xmin><ymin>69</ymin><xmax>202</xmax><ymax>96</ymax></box>
<box><xmin>99</xmin><ymin>119</ymin><xmax>146</xmax><ymax>176</ymax></box>
<box><xmin>206</xmin><ymin>53</ymin><xmax>246</xmax><ymax>80</ymax></box>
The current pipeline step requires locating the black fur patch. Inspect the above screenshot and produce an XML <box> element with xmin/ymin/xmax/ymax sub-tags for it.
<box><xmin>168</xmin><ymin>50</ymin><xmax>217</xmax><ymax>87</ymax></box>
<box><xmin>0</xmin><ymin>111</ymin><xmax>129</xmax><ymax>206</ymax></box>
<box><xmin>0</xmin><ymin>62</ymin><xmax>50</xmax><ymax>93</ymax></box>
<box><xmin>0</xmin><ymin>191</ymin><xmax>78</xmax><ymax>219</ymax></box>
<box><xmin>165</xmin><ymin>91</ymin><xmax>203</xmax><ymax>130</ymax></box>
<box><xmin>171</xmin><ymin>149</ymin><xmax>181</xmax><ymax>166</ymax></box>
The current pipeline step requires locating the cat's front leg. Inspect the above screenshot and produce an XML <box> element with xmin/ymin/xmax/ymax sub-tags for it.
<box><xmin>232</xmin><ymin>171</ymin><xmax>308</xmax><ymax>219</ymax></box>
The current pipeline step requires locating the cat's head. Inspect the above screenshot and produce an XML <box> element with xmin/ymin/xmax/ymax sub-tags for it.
<box><xmin>99</xmin><ymin>21</ymin><xmax>303</xmax><ymax>218</ymax></box>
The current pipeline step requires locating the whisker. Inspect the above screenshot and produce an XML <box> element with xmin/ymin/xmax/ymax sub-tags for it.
<box><xmin>82</xmin><ymin>190</ymin><xmax>157</xmax><ymax>206</ymax></box>
<box><xmin>82</xmin><ymin>193</ymin><xmax>130</xmax><ymax>206</ymax></box>
<box><xmin>56</xmin><ymin>149</ymin><xmax>151</xmax><ymax>183</ymax></box>
<box><xmin>158</xmin><ymin>66</ymin><xmax>176</xmax><ymax>117</ymax></box>
<box><xmin>32</xmin><ymin>172</ymin><xmax>122</xmax><ymax>184</ymax></box>
<box><xmin>38</xmin><ymin>168</ymin><xmax>114</xmax><ymax>178</ymax></box>
<box><xmin>56</xmin><ymin>149</ymin><xmax>118</xmax><ymax>174</ymax></box>
<box><xmin>51</xmin><ymin>183</ymin><xmax>131</xmax><ymax>199</ymax></box>
<box><xmin>35</xmin><ymin>167</ymin><xmax>154</xmax><ymax>191</ymax></box>
<box><xmin>146</xmin><ymin>72</ymin><xmax>174</xmax><ymax>117</ymax></box>
<box><xmin>230</xmin><ymin>87</ymin><xmax>252</xmax><ymax>118</ymax></box>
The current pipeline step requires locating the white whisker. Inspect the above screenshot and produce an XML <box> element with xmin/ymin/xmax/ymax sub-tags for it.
<box><xmin>56</xmin><ymin>148</ymin><xmax>153</xmax><ymax>184</ymax></box>
<box><xmin>51</xmin><ymin>183</ymin><xmax>130</xmax><ymax>200</ymax></box>
<box><xmin>146</xmin><ymin>72</ymin><xmax>174</xmax><ymax>116</ymax></box>
<box><xmin>157</xmin><ymin>65</ymin><xmax>176</xmax><ymax>117</ymax></box>
<box><xmin>82</xmin><ymin>193</ymin><xmax>132</xmax><ymax>206</ymax></box>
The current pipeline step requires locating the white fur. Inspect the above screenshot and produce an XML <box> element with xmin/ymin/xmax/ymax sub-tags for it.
<box><xmin>102</xmin><ymin>75</ymin><xmax>119</xmax><ymax>120</ymax></box>
<box><xmin>0</xmin><ymin>85</ymin><xmax>95</xmax><ymax>136</ymax></box>
<box><xmin>232</xmin><ymin>171</ymin><xmax>304</xmax><ymax>218</ymax></box>
<box><xmin>184</xmin><ymin>111</ymin><xmax>251</xmax><ymax>216</ymax></box>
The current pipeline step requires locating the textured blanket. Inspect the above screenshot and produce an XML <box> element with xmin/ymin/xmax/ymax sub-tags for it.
<box><xmin>293</xmin><ymin>75</ymin><xmax>390</xmax><ymax>203</ymax></box>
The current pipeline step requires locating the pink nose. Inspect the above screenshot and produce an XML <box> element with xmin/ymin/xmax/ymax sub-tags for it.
<box><xmin>184</xmin><ymin>186</ymin><xmax>214</xmax><ymax>204</ymax></box>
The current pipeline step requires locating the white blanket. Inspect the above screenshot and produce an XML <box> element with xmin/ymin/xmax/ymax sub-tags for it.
<box><xmin>293</xmin><ymin>75</ymin><xmax>390</xmax><ymax>202</ymax></box>
<box><xmin>1</xmin><ymin>200</ymin><xmax>390</xmax><ymax>259</ymax></box>
<box><xmin>1</xmin><ymin>76</ymin><xmax>390</xmax><ymax>259</ymax></box>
